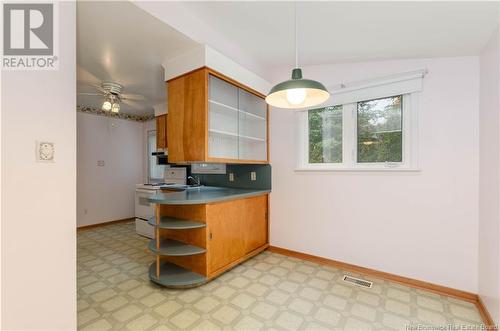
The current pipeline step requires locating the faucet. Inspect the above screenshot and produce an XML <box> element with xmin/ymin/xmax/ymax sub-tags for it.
<box><xmin>187</xmin><ymin>175</ymin><xmax>201</xmax><ymax>187</ymax></box>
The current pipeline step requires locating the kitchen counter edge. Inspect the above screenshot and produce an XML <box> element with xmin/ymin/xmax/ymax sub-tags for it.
<box><xmin>147</xmin><ymin>188</ymin><xmax>271</xmax><ymax>205</ymax></box>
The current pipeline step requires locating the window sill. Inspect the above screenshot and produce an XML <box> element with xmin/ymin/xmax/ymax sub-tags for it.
<box><xmin>294</xmin><ymin>167</ymin><xmax>421</xmax><ymax>173</ymax></box>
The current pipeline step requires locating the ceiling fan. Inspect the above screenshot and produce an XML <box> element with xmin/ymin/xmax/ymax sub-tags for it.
<box><xmin>78</xmin><ymin>81</ymin><xmax>146</xmax><ymax>113</ymax></box>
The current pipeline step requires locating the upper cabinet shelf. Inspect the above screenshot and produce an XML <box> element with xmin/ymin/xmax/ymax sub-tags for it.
<box><xmin>167</xmin><ymin>67</ymin><xmax>269</xmax><ymax>164</ymax></box>
<box><xmin>208</xmin><ymin>99</ymin><xmax>266</xmax><ymax>121</ymax></box>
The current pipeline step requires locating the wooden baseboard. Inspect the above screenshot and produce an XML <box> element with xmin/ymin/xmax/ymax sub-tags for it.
<box><xmin>77</xmin><ymin>218</ymin><xmax>134</xmax><ymax>231</ymax></box>
<box><xmin>476</xmin><ymin>295</ymin><xmax>496</xmax><ymax>328</ymax></box>
<box><xmin>268</xmin><ymin>246</ymin><xmax>496</xmax><ymax>327</ymax></box>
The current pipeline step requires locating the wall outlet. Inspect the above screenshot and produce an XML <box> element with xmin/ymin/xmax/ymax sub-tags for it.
<box><xmin>97</xmin><ymin>160</ymin><xmax>105</xmax><ymax>167</ymax></box>
<box><xmin>251</xmin><ymin>172</ymin><xmax>257</xmax><ymax>181</ymax></box>
<box><xmin>229</xmin><ymin>173</ymin><xmax>234</xmax><ymax>182</ymax></box>
<box><xmin>36</xmin><ymin>141</ymin><xmax>55</xmax><ymax>162</ymax></box>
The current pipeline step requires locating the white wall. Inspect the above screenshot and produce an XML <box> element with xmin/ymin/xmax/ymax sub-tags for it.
<box><xmin>479</xmin><ymin>27</ymin><xmax>500</xmax><ymax>324</ymax></box>
<box><xmin>270</xmin><ymin>56</ymin><xmax>479</xmax><ymax>293</ymax></box>
<box><xmin>162</xmin><ymin>45</ymin><xmax>271</xmax><ymax>95</ymax></box>
<box><xmin>1</xmin><ymin>2</ymin><xmax>77</xmax><ymax>329</ymax></box>
<box><xmin>77</xmin><ymin>113</ymin><xmax>144</xmax><ymax>227</ymax></box>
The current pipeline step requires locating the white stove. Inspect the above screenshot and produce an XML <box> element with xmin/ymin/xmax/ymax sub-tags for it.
<box><xmin>135</xmin><ymin>168</ymin><xmax>186</xmax><ymax>238</ymax></box>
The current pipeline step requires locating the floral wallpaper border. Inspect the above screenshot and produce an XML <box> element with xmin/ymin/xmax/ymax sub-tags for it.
<box><xmin>77</xmin><ymin>106</ymin><xmax>155</xmax><ymax>122</ymax></box>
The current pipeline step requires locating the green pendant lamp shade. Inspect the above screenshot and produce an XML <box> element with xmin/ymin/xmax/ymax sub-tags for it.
<box><xmin>265</xmin><ymin>2</ymin><xmax>329</xmax><ymax>109</ymax></box>
<box><xmin>265</xmin><ymin>68</ymin><xmax>330</xmax><ymax>109</ymax></box>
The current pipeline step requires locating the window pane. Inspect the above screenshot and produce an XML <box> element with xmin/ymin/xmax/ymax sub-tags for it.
<box><xmin>357</xmin><ymin>95</ymin><xmax>402</xmax><ymax>163</ymax></box>
<box><xmin>308</xmin><ymin>105</ymin><xmax>343</xmax><ymax>163</ymax></box>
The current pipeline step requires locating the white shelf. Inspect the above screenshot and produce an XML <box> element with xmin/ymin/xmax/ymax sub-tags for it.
<box><xmin>240</xmin><ymin>134</ymin><xmax>266</xmax><ymax>142</ymax></box>
<box><xmin>209</xmin><ymin>99</ymin><xmax>266</xmax><ymax>121</ymax></box>
<box><xmin>209</xmin><ymin>129</ymin><xmax>265</xmax><ymax>142</ymax></box>
<box><xmin>239</xmin><ymin>109</ymin><xmax>266</xmax><ymax>121</ymax></box>
<box><xmin>209</xmin><ymin>99</ymin><xmax>238</xmax><ymax>112</ymax></box>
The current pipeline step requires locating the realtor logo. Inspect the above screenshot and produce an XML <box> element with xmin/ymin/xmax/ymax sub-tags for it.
<box><xmin>2</xmin><ymin>2</ymin><xmax>59</xmax><ymax>70</ymax></box>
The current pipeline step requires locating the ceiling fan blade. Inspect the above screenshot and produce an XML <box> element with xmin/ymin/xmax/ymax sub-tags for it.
<box><xmin>121</xmin><ymin>93</ymin><xmax>147</xmax><ymax>101</ymax></box>
<box><xmin>121</xmin><ymin>99</ymin><xmax>146</xmax><ymax>109</ymax></box>
<box><xmin>78</xmin><ymin>92</ymin><xmax>103</xmax><ymax>96</ymax></box>
<box><xmin>89</xmin><ymin>83</ymin><xmax>107</xmax><ymax>94</ymax></box>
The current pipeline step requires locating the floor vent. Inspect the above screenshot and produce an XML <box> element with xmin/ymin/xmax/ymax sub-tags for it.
<box><xmin>342</xmin><ymin>275</ymin><xmax>373</xmax><ymax>288</ymax></box>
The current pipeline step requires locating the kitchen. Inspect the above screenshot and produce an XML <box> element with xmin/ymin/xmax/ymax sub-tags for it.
<box><xmin>135</xmin><ymin>68</ymin><xmax>272</xmax><ymax>287</ymax></box>
<box><xmin>75</xmin><ymin>5</ymin><xmax>277</xmax><ymax>322</ymax></box>
<box><xmin>68</xmin><ymin>1</ymin><xmax>497</xmax><ymax>330</ymax></box>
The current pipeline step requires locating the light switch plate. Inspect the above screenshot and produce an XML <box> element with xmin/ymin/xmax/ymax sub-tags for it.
<box><xmin>36</xmin><ymin>141</ymin><xmax>55</xmax><ymax>162</ymax></box>
<box><xmin>251</xmin><ymin>172</ymin><xmax>257</xmax><ymax>181</ymax></box>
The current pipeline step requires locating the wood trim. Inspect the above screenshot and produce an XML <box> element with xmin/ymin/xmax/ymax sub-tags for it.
<box><xmin>77</xmin><ymin>218</ymin><xmax>133</xmax><ymax>231</ymax></box>
<box><xmin>204</xmin><ymin>68</ymin><xmax>209</xmax><ymax>161</ymax></box>
<box><xmin>476</xmin><ymin>296</ymin><xmax>496</xmax><ymax>328</ymax></box>
<box><xmin>205</xmin><ymin>157</ymin><xmax>268</xmax><ymax>164</ymax></box>
<box><xmin>268</xmin><ymin>246</ymin><xmax>498</xmax><ymax>327</ymax></box>
<box><xmin>268</xmin><ymin>246</ymin><xmax>477</xmax><ymax>302</ymax></box>
<box><xmin>206</xmin><ymin>192</ymin><xmax>270</xmax><ymax>206</ymax></box>
<box><xmin>155</xmin><ymin>204</ymin><xmax>161</xmax><ymax>278</ymax></box>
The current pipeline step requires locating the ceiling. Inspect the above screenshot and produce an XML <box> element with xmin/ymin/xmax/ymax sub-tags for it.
<box><xmin>78</xmin><ymin>1</ymin><xmax>498</xmax><ymax>116</ymax></box>
<box><xmin>183</xmin><ymin>1</ymin><xmax>499</xmax><ymax>78</ymax></box>
<box><xmin>77</xmin><ymin>1</ymin><xmax>198</xmax><ymax>116</ymax></box>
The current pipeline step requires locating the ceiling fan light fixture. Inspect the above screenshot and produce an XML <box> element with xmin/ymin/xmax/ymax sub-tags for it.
<box><xmin>102</xmin><ymin>99</ymin><xmax>112</xmax><ymax>111</ymax></box>
<box><xmin>111</xmin><ymin>102</ymin><xmax>120</xmax><ymax>113</ymax></box>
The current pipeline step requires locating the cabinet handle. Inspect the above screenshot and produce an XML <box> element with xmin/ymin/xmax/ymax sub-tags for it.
<box><xmin>209</xmin><ymin>232</ymin><xmax>213</xmax><ymax>240</ymax></box>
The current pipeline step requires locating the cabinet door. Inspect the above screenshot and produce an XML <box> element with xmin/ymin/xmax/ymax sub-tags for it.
<box><xmin>207</xmin><ymin>195</ymin><xmax>268</xmax><ymax>274</ymax></box>
<box><xmin>167</xmin><ymin>69</ymin><xmax>207</xmax><ymax>163</ymax></box>
<box><xmin>238</xmin><ymin>89</ymin><xmax>267</xmax><ymax>161</ymax></box>
<box><xmin>208</xmin><ymin>75</ymin><xmax>239</xmax><ymax>159</ymax></box>
<box><xmin>156</xmin><ymin>115</ymin><xmax>166</xmax><ymax>149</ymax></box>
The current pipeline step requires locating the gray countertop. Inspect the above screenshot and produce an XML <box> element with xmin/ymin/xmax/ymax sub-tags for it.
<box><xmin>147</xmin><ymin>186</ymin><xmax>271</xmax><ymax>205</ymax></box>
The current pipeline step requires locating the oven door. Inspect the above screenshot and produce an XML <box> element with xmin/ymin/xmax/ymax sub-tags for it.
<box><xmin>135</xmin><ymin>189</ymin><xmax>156</xmax><ymax>220</ymax></box>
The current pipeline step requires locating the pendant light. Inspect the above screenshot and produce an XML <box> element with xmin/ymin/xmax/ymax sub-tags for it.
<box><xmin>265</xmin><ymin>2</ymin><xmax>330</xmax><ymax>109</ymax></box>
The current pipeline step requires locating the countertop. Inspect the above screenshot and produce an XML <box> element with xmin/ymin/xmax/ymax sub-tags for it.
<box><xmin>147</xmin><ymin>186</ymin><xmax>271</xmax><ymax>205</ymax></box>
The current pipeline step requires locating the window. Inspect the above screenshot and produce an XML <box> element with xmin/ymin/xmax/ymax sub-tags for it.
<box><xmin>357</xmin><ymin>95</ymin><xmax>402</xmax><ymax>163</ymax></box>
<box><xmin>298</xmin><ymin>93</ymin><xmax>418</xmax><ymax>171</ymax></box>
<box><xmin>308</xmin><ymin>105</ymin><xmax>343</xmax><ymax>163</ymax></box>
<box><xmin>148</xmin><ymin>130</ymin><xmax>165</xmax><ymax>182</ymax></box>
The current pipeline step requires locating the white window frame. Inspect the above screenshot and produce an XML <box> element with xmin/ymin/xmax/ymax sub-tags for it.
<box><xmin>296</xmin><ymin>92</ymin><xmax>419</xmax><ymax>172</ymax></box>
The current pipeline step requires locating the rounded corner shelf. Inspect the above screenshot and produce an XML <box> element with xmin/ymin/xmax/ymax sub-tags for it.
<box><xmin>148</xmin><ymin>239</ymin><xmax>206</xmax><ymax>256</ymax></box>
<box><xmin>148</xmin><ymin>216</ymin><xmax>206</xmax><ymax>230</ymax></box>
<box><xmin>149</xmin><ymin>262</ymin><xmax>206</xmax><ymax>288</ymax></box>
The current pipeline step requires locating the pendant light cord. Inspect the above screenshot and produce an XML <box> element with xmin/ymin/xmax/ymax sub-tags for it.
<box><xmin>294</xmin><ymin>1</ymin><xmax>298</xmax><ymax>69</ymax></box>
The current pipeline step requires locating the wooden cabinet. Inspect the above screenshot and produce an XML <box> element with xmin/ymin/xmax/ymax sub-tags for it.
<box><xmin>206</xmin><ymin>195</ymin><xmax>268</xmax><ymax>274</ymax></box>
<box><xmin>167</xmin><ymin>67</ymin><xmax>268</xmax><ymax>164</ymax></box>
<box><xmin>150</xmin><ymin>194</ymin><xmax>269</xmax><ymax>287</ymax></box>
<box><xmin>156</xmin><ymin>114</ymin><xmax>167</xmax><ymax>149</ymax></box>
